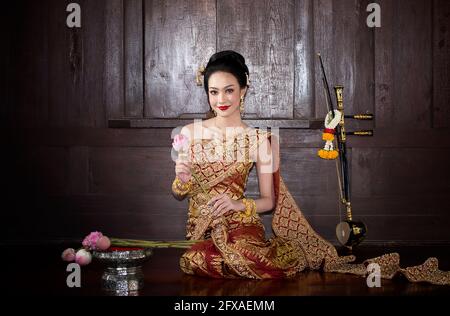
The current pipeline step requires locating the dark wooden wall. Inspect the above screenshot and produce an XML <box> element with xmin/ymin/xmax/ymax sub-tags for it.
<box><xmin>2</xmin><ymin>0</ymin><xmax>450</xmax><ymax>245</ymax></box>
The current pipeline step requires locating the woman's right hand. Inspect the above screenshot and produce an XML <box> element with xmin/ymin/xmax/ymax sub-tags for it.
<box><xmin>175</xmin><ymin>159</ymin><xmax>192</xmax><ymax>183</ymax></box>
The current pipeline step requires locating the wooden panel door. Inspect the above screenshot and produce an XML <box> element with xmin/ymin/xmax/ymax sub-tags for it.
<box><xmin>144</xmin><ymin>0</ymin><xmax>216</xmax><ymax>119</ymax></box>
<box><xmin>106</xmin><ymin>0</ymin><xmax>377</xmax><ymax>126</ymax></box>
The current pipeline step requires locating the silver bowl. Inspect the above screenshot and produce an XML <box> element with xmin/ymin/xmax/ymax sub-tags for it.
<box><xmin>92</xmin><ymin>248</ymin><xmax>153</xmax><ymax>295</ymax></box>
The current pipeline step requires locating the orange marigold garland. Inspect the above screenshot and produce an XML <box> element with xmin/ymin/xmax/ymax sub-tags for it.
<box><xmin>318</xmin><ymin>110</ymin><xmax>342</xmax><ymax>160</ymax></box>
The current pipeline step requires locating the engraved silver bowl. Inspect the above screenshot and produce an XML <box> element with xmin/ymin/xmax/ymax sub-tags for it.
<box><xmin>92</xmin><ymin>247</ymin><xmax>153</xmax><ymax>296</ymax></box>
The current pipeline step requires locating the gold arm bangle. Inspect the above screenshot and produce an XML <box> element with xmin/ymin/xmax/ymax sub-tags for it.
<box><xmin>241</xmin><ymin>198</ymin><xmax>256</xmax><ymax>218</ymax></box>
<box><xmin>172</xmin><ymin>176</ymin><xmax>192</xmax><ymax>196</ymax></box>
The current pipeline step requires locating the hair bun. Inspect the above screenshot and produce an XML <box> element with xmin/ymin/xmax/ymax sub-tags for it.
<box><xmin>203</xmin><ymin>50</ymin><xmax>250</xmax><ymax>94</ymax></box>
<box><xmin>207</xmin><ymin>50</ymin><xmax>247</xmax><ymax>73</ymax></box>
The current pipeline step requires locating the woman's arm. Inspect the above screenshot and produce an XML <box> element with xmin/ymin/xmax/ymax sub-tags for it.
<box><xmin>171</xmin><ymin>125</ymin><xmax>194</xmax><ymax>201</ymax></box>
<box><xmin>253</xmin><ymin>136</ymin><xmax>277</xmax><ymax>214</ymax></box>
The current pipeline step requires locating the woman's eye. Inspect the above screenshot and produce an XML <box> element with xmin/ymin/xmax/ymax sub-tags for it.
<box><xmin>210</xmin><ymin>90</ymin><xmax>233</xmax><ymax>95</ymax></box>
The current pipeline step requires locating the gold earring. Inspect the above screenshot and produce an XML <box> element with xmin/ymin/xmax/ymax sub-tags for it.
<box><xmin>240</xmin><ymin>96</ymin><xmax>245</xmax><ymax>113</ymax></box>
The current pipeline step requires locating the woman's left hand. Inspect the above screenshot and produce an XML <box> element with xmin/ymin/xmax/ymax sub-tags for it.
<box><xmin>207</xmin><ymin>194</ymin><xmax>244</xmax><ymax>218</ymax></box>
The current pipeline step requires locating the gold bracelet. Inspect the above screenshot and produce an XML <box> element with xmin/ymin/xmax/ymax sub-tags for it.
<box><xmin>172</xmin><ymin>177</ymin><xmax>192</xmax><ymax>195</ymax></box>
<box><xmin>241</xmin><ymin>198</ymin><xmax>256</xmax><ymax>218</ymax></box>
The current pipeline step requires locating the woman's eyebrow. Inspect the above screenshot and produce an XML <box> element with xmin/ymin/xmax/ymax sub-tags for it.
<box><xmin>209</xmin><ymin>85</ymin><xmax>235</xmax><ymax>90</ymax></box>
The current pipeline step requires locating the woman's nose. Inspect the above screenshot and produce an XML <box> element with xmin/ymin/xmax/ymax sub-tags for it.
<box><xmin>218</xmin><ymin>92</ymin><xmax>227</xmax><ymax>102</ymax></box>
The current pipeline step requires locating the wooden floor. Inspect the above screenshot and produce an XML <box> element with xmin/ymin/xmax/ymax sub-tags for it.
<box><xmin>3</xmin><ymin>244</ymin><xmax>450</xmax><ymax>296</ymax></box>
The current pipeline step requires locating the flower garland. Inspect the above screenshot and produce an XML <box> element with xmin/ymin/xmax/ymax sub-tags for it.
<box><xmin>318</xmin><ymin>109</ymin><xmax>342</xmax><ymax>160</ymax></box>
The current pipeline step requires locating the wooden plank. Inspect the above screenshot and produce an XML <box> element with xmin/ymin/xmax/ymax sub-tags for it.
<box><xmin>433</xmin><ymin>0</ymin><xmax>450</xmax><ymax>128</ymax></box>
<box><xmin>313</xmin><ymin>0</ymin><xmax>335</xmax><ymax>119</ymax></box>
<box><xmin>294</xmin><ymin>0</ymin><xmax>314</xmax><ymax>119</ymax></box>
<box><xmin>65</xmin><ymin>3</ymin><xmax>84</xmax><ymax>127</ymax></box>
<box><xmin>350</xmin><ymin>195</ymin><xmax>450</xmax><ymax>217</ymax></box>
<box><xmin>46</xmin><ymin>0</ymin><xmax>107</xmax><ymax>128</ymax></box>
<box><xmin>35</xmin><ymin>194</ymin><xmax>188</xmax><ymax>216</ymax></box>
<box><xmin>48</xmin><ymin>0</ymin><xmax>73</xmax><ymax>127</ymax></box>
<box><xmin>352</xmin><ymin>147</ymin><xmax>450</xmax><ymax>197</ymax></box>
<box><xmin>69</xmin><ymin>147</ymin><xmax>89</xmax><ymax>195</ymax></box>
<box><xmin>124</xmin><ymin>0</ymin><xmax>144</xmax><ymax>117</ymax></box>
<box><xmin>89</xmin><ymin>147</ymin><xmax>176</xmax><ymax>194</ymax></box>
<box><xmin>217</xmin><ymin>0</ymin><xmax>295</xmax><ymax>119</ymax></box>
<box><xmin>11</xmin><ymin>1</ymin><xmax>49</xmax><ymax>127</ymax></box>
<box><xmin>81</xmin><ymin>0</ymin><xmax>107</xmax><ymax>127</ymax></box>
<box><xmin>4</xmin><ymin>128</ymin><xmax>175</xmax><ymax>147</ymax></box>
<box><xmin>17</xmin><ymin>194</ymin><xmax>190</xmax><ymax>240</ymax></box>
<box><xmin>34</xmin><ymin>146</ymin><xmax>69</xmax><ymax>196</ymax></box>
<box><xmin>374</xmin><ymin>0</ymin><xmax>394</xmax><ymax>129</ymax></box>
<box><xmin>355</xmin><ymin>215</ymin><xmax>450</xmax><ymax>243</ymax></box>
<box><xmin>36</xmin><ymin>1</ymin><xmax>50</xmax><ymax>127</ymax></box>
<box><xmin>1</xmin><ymin>3</ymin><xmax>21</xmax><ymax>127</ymax></box>
<box><xmin>28</xmin><ymin>193</ymin><xmax>448</xmax><ymax>219</ymax></box>
<box><xmin>6</xmin><ymin>127</ymin><xmax>450</xmax><ymax>148</ymax></box>
<box><xmin>105</xmin><ymin>0</ymin><xmax>125</xmax><ymax>119</ymax></box>
<box><xmin>10</xmin><ymin>0</ymin><xmax>107</xmax><ymax>128</ymax></box>
<box><xmin>109</xmin><ymin>118</ymin><xmax>312</xmax><ymax>128</ymax></box>
<box><xmin>18</xmin><ymin>212</ymin><xmax>188</xmax><ymax>241</ymax></box>
<box><xmin>65</xmin><ymin>1</ymin><xmax>89</xmax><ymax>128</ymax></box>
<box><xmin>266</xmin><ymin>213</ymin><xmax>450</xmax><ymax>243</ymax></box>
<box><xmin>277</xmin><ymin>148</ymin><xmax>334</xmax><ymax>196</ymax></box>
<box><xmin>48</xmin><ymin>0</ymin><xmax>89</xmax><ymax>127</ymax></box>
<box><xmin>333</xmin><ymin>0</ymin><xmax>374</xmax><ymax>118</ymax></box>
<box><xmin>10</xmin><ymin>1</ymin><xmax>26</xmax><ymax>127</ymax></box>
<box><xmin>5</xmin><ymin>191</ymin><xmax>450</xmax><ymax>242</ymax></box>
<box><xmin>23</xmin><ymin>0</ymin><xmax>49</xmax><ymax>127</ymax></box>
<box><xmin>144</xmin><ymin>0</ymin><xmax>216</xmax><ymax>118</ymax></box>
<box><xmin>392</xmin><ymin>0</ymin><xmax>432</xmax><ymax>129</ymax></box>
<box><xmin>6</xmin><ymin>213</ymin><xmax>450</xmax><ymax>245</ymax></box>
<box><xmin>282</xmin><ymin>195</ymin><xmax>450</xmax><ymax>218</ymax></box>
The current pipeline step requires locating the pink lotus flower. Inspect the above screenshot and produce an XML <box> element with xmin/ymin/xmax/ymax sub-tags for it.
<box><xmin>61</xmin><ymin>248</ymin><xmax>76</xmax><ymax>262</ymax></box>
<box><xmin>82</xmin><ymin>231</ymin><xmax>104</xmax><ymax>250</ymax></box>
<box><xmin>172</xmin><ymin>134</ymin><xmax>190</xmax><ymax>152</ymax></box>
<box><xmin>96</xmin><ymin>236</ymin><xmax>111</xmax><ymax>251</ymax></box>
<box><xmin>172</xmin><ymin>134</ymin><xmax>192</xmax><ymax>183</ymax></box>
<box><xmin>61</xmin><ymin>232</ymin><xmax>111</xmax><ymax>266</ymax></box>
<box><xmin>75</xmin><ymin>249</ymin><xmax>92</xmax><ymax>266</ymax></box>
<box><xmin>60</xmin><ymin>231</ymin><xmax>195</xmax><ymax>266</ymax></box>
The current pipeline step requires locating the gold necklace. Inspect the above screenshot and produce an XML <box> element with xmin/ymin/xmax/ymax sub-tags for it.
<box><xmin>213</xmin><ymin>118</ymin><xmax>246</xmax><ymax>141</ymax></box>
<box><xmin>213</xmin><ymin>118</ymin><xmax>249</xmax><ymax>162</ymax></box>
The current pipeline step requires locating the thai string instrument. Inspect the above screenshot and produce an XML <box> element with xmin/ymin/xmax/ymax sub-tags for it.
<box><xmin>317</xmin><ymin>53</ymin><xmax>373</xmax><ymax>249</ymax></box>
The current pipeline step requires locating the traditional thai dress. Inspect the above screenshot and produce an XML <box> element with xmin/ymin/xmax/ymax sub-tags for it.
<box><xmin>176</xmin><ymin>128</ymin><xmax>450</xmax><ymax>285</ymax></box>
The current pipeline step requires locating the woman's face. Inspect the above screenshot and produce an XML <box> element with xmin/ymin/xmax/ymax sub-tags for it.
<box><xmin>208</xmin><ymin>71</ymin><xmax>247</xmax><ymax>118</ymax></box>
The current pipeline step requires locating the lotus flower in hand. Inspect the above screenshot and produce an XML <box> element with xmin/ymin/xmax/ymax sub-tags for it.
<box><xmin>172</xmin><ymin>133</ymin><xmax>192</xmax><ymax>183</ymax></box>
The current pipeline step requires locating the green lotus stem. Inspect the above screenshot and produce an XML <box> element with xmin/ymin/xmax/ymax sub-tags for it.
<box><xmin>110</xmin><ymin>238</ymin><xmax>198</xmax><ymax>249</ymax></box>
<box><xmin>112</xmin><ymin>239</ymin><xmax>197</xmax><ymax>244</ymax></box>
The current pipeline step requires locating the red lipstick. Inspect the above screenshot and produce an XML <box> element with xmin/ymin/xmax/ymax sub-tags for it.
<box><xmin>218</xmin><ymin>105</ymin><xmax>230</xmax><ymax>111</ymax></box>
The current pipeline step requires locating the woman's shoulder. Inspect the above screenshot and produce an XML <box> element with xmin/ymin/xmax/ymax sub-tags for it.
<box><xmin>201</xmin><ymin>118</ymin><xmax>216</xmax><ymax>129</ymax></box>
<box><xmin>182</xmin><ymin>118</ymin><xmax>217</xmax><ymax>129</ymax></box>
<box><xmin>180</xmin><ymin>122</ymin><xmax>194</xmax><ymax>135</ymax></box>
<box><xmin>180</xmin><ymin>120</ymin><xmax>212</xmax><ymax>142</ymax></box>
<box><xmin>179</xmin><ymin>123</ymin><xmax>195</xmax><ymax>143</ymax></box>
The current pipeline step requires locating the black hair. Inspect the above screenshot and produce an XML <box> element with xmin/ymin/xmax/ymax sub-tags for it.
<box><xmin>203</xmin><ymin>50</ymin><xmax>249</xmax><ymax>117</ymax></box>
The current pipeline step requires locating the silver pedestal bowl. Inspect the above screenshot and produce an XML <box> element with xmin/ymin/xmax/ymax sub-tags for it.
<box><xmin>92</xmin><ymin>247</ymin><xmax>153</xmax><ymax>295</ymax></box>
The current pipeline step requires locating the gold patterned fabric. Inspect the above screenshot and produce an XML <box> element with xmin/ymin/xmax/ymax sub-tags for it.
<box><xmin>178</xmin><ymin>129</ymin><xmax>450</xmax><ymax>285</ymax></box>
